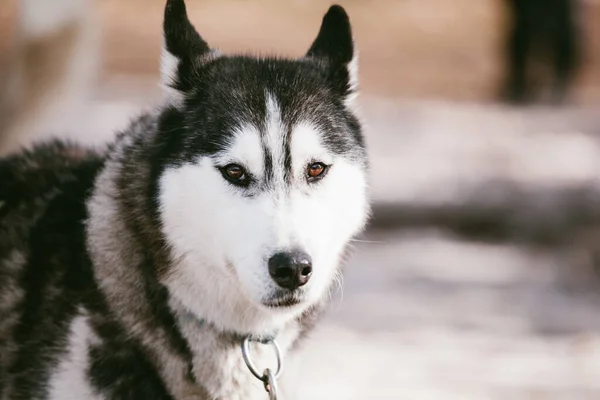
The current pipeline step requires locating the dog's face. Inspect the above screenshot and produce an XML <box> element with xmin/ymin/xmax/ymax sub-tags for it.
<box><xmin>156</xmin><ymin>0</ymin><xmax>369</xmax><ymax>330</ymax></box>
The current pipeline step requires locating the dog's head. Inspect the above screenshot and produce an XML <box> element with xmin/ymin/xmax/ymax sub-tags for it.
<box><xmin>156</xmin><ymin>0</ymin><xmax>369</xmax><ymax>332</ymax></box>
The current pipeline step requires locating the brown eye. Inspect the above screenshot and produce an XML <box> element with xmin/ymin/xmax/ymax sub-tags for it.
<box><xmin>307</xmin><ymin>162</ymin><xmax>328</xmax><ymax>181</ymax></box>
<box><xmin>226</xmin><ymin>165</ymin><xmax>244</xmax><ymax>180</ymax></box>
<box><xmin>220</xmin><ymin>164</ymin><xmax>250</xmax><ymax>187</ymax></box>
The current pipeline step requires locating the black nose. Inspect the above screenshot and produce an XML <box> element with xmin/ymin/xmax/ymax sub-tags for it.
<box><xmin>268</xmin><ymin>251</ymin><xmax>313</xmax><ymax>290</ymax></box>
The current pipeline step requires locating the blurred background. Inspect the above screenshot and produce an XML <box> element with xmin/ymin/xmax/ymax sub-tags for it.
<box><xmin>2</xmin><ymin>0</ymin><xmax>600</xmax><ymax>398</ymax></box>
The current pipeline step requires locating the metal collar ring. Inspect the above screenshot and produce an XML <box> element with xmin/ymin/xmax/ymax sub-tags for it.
<box><xmin>241</xmin><ymin>336</ymin><xmax>283</xmax><ymax>381</ymax></box>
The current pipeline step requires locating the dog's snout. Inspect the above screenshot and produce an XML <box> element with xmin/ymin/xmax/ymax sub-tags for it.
<box><xmin>268</xmin><ymin>251</ymin><xmax>313</xmax><ymax>290</ymax></box>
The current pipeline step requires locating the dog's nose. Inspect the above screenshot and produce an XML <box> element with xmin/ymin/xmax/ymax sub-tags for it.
<box><xmin>268</xmin><ymin>251</ymin><xmax>313</xmax><ymax>290</ymax></box>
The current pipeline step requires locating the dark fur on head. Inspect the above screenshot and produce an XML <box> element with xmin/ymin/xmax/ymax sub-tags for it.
<box><xmin>158</xmin><ymin>0</ymin><xmax>365</xmax><ymax>170</ymax></box>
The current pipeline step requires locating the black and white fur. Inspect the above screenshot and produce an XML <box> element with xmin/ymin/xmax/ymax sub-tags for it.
<box><xmin>0</xmin><ymin>0</ymin><xmax>370</xmax><ymax>399</ymax></box>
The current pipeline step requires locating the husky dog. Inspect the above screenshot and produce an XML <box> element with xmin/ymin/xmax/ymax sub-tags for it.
<box><xmin>0</xmin><ymin>0</ymin><xmax>369</xmax><ymax>398</ymax></box>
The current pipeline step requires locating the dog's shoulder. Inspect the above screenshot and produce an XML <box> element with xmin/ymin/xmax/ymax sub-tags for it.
<box><xmin>0</xmin><ymin>138</ymin><xmax>105</xmax><ymax>279</ymax></box>
<box><xmin>0</xmin><ymin>140</ymin><xmax>105</xmax><ymax>206</ymax></box>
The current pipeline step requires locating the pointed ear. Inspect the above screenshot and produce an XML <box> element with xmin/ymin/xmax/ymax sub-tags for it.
<box><xmin>161</xmin><ymin>0</ymin><xmax>211</xmax><ymax>101</ymax></box>
<box><xmin>306</xmin><ymin>5</ymin><xmax>358</xmax><ymax>104</ymax></box>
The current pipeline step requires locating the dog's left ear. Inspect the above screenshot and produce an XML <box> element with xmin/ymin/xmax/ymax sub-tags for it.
<box><xmin>161</xmin><ymin>0</ymin><xmax>212</xmax><ymax>101</ymax></box>
<box><xmin>306</xmin><ymin>5</ymin><xmax>358</xmax><ymax>105</ymax></box>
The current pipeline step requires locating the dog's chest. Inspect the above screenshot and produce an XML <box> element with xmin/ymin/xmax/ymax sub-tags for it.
<box><xmin>190</xmin><ymin>335</ymin><xmax>282</xmax><ymax>400</ymax></box>
<box><xmin>174</xmin><ymin>315</ymin><xmax>297</xmax><ymax>400</ymax></box>
<box><xmin>200</xmin><ymin>347</ymin><xmax>268</xmax><ymax>400</ymax></box>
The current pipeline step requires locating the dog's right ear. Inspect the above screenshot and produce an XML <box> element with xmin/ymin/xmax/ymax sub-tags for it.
<box><xmin>305</xmin><ymin>5</ymin><xmax>358</xmax><ymax>108</ymax></box>
<box><xmin>161</xmin><ymin>0</ymin><xmax>211</xmax><ymax>101</ymax></box>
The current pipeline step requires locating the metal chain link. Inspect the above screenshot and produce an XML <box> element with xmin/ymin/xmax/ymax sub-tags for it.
<box><xmin>241</xmin><ymin>336</ymin><xmax>283</xmax><ymax>399</ymax></box>
<box><xmin>263</xmin><ymin>368</ymin><xmax>279</xmax><ymax>400</ymax></box>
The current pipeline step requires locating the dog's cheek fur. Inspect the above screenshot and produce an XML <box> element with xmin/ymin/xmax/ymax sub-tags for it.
<box><xmin>285</xmin><ymin>122</ymin><xmax>369</xmax><ymax>303</ymax></box>
<box><xmin>297</xmin><ymin>160</ymin><xmax>368</xmax><ymax>299</ymax></box>
<box><xmin>158</xmin><ymin>161</ymin><xmax>287</xmax><ymax>304</ymax></box>
<box><xmin>288</xmin><ymin>162</ymin><xmax>368</xmax><ymax>303</ymax></box>
<box><xmin>158</xmin><ymin>158</ymin><xmax>296</xmax><ymax>332</ymax></box>
<box><xmin>159</xmin><ymin>158</ymin><xmax>230</xmax><ymax>269</ymax></box>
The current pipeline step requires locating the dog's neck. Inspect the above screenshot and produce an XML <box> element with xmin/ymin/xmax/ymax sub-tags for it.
<box><xmin>170</xmin><ymin>297</ymin><xmax>280</xmax><ymax>343</ymax></box>
<box><xmin>85</xmin><ymin>124</ymin><xmax>322</xmax><ymax>399</ymax></box>
<box><xmin>168</xmin><ymin>297</ymin><xmax>303</xmax><ymax>399</ymax></box>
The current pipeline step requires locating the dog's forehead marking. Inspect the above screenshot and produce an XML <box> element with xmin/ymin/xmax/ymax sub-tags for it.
<box><xmin>262</xmin><ymin>93</ymin><xmax>288</xmax><ymax>188</ymax></box>
<box><xmin>216</xmin><ymin>93</ymin><xmax>334</xmax><ymax>189</ymax></box>
<box><xmin>260</xmin><ymin>93</ymin><xmax>334</xmax><ymax>187</ymax></box>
